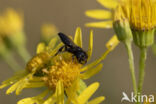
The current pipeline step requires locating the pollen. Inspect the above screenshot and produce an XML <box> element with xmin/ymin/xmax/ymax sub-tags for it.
<box><xmin>43</xmin><ymin>53</ymin><xmax>81</xmax><ymax>90</ymax></box>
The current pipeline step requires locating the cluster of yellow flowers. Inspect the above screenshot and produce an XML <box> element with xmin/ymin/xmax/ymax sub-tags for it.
<box><xmin>0</xmin><ymin>0</ymin><xmax>155</xmax><ymax>103</ymax></box>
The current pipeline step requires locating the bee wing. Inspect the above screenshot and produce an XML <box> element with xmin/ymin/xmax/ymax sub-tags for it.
<box><xmin>58</xmin><ymin>32</ymin><xmax>77</xmax><ymax>48</ymax></box>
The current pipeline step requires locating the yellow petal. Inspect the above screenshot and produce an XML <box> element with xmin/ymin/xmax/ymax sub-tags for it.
<box><xmin>44</xmin><ymin>95</ymin><xmax>56</xmax><ymax>104</ymax></box>
<box><xmin>85</xmin><ymin>9</ymin><xmax>112</xmax><ymax>20</ymax></box>
<box><xmin>36</xmin><ymin>43</ymin><xmax>46</xmax><ymax>54</ymax></box>
<box><xmin>6</xmin><ymin>81</ymin><xmax>20</xmax><ymax>95</ymax></box>
<box><xmin>0</xmin><ymin>71</ymin><xmax>26</xmax><ymax>89</ymax></box>
<box><xmin>77</xmin><ymin>82</ymin><xmax>99</xmax><ymax>104</ymax></box>
<box><xmin>25</xmin><ymin>82</ymin><xmax>45</xmax><ymax>88</ymax></box>
<box><xmin>17</xmin><ymin>98</ymin><xmax>42</xmax><ymax>104</ymax></box>
<box><xmin>80</xmin><ymin>64</ymin><xmax>103</xmax><ymax>79</ymax></box>
<box><xmin>87</xmin><ymin>30</ymin><xmax>93</xmax><ymax>61</ymax></box>
<box><xmin>44</xmin><ymin>90</ymin><xmax>56</xmax><ymax>104</ymax></box>
<box><xmin>77</xmin><ymin>80</ymin><xmax>87</xmax><ymax>95</ymax></box>
<box><xmin>49</xmin><ymin>43</ymin><xmax>63</xmax><ymax>56</ymax></box>
<box><xmin>85</xmin><ymin>21</ymin><xmax>112</xmax><ymax>28</ymax></box>
<box><xmin>29</xmin><ymin>77</ymin><xmax>42</xmax><ymax>82</ymax></box>
<box><xmin>15</xmin><ymin>73</ymin><xmax>34</xmax><ymax>95</ymax></box>
<box><xmin>97</xmin><ymin>0</ymin><xmax>118</xmax><ymax>9</ymax></box>
<box><xmin>15</xmin><ymin>82</ymin><xmax>27</xmax><ymax>95</ymax></box>
<box><xmin>81</xmin><ymin>50</ymin><xmax>110</xmax><ymax>72</ymax></box>
<box><xmin>1</xmin><ymin>70</ymin><xmax>26</xmax><ymax>84</ymax></box>
<box><xmin>0</xmin><ymin>84</ymin><xmax>9</xmax><ymax>89</ymax></box>
<box><xmin>88</xmin><ymin>96</ymin><xmax>105</xmax><ymax>104</ymax></box>
<box><xmin>56</xmin><ymin>81</ymin><xmax>64</xmax><ymax>104</ymax></box>
<box><xmin>74</xmin><ymin>27</ymin><xmax>82</xmax><ymax>47</ymax></box>
<box><xmin>18</xmin><ymin>90</ymin><xmax>48</xmax><ymax>104</ymax></box>
<box><xmin>106</xmin><ymin>35</ymin><xmax>119</xmax><ymax>51</ymax></box>
<box><xmin>47</xmin><ymin>37</ymin><xmax>59</xmax><ymax>50</ymax></box>
<box><xmin>65</xmin><ymin>79</ymin><xmax>79</xmax><ymax>104</ymax></box>
<box><xmin>2</xmin><ymin>71</ymin><xmax>26</xmax><ymax>93</ymax></box>
<box><xmin>6</xmin><ymin>72</ymin><xmax>34</xmax><ymax>95</ymax></box>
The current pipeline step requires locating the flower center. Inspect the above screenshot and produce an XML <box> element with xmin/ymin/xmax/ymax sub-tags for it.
<box><xmin>43</xmin><ymin>53</ymin><xmax>81</xmax><ymax>90</ymax></box>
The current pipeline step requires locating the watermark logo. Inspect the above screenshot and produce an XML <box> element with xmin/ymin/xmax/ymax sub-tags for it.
<box><xmin>121</xmin><ymin>92</ymin><xmax>154</xmax><ymax>103</ymax></box>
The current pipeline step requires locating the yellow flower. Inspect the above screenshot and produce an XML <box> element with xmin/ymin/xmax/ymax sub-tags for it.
<box><xmin>85</xmin><ymin>0</ymin><xmax>156</xmax><ymax>30</ymax></box>
<box><xmin>0</xmin><ymin>27</ymin><xmax>118</xmax><ymax>103</ymax></box>
<box><xmin>41</xmin><ymin>24</ymin><xmax>58</xmax><ymax>44</ymax></box>
<box><xmin>0</xmin><ymin>8</ymin><xmax>23</xmax><ymax>36</ymax></box>
<box><xmin>0</xmin><ymin>8</ymin><xmax>30</xmax><ymax>62</ymax></box>
<box><xmin>0</xmin><ymin>8</ymin><xmax>25</xmax><ymax>47</ymax></box>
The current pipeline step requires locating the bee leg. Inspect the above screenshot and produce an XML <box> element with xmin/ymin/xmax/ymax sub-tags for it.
<box><xmin>55</xmin><ymin>45</ymin><xmax>66</xmax><ymax>56</ymax></box>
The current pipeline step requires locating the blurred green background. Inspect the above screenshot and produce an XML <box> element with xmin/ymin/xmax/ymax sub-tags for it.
<box><xmin>0</xmin><ymin>0</ymin><xmax>155</xmax><ymax>104</ymax></box>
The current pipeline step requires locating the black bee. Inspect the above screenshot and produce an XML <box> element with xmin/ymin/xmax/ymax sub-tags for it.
<box><xmin>55</xmin><ymin>32</ymin><xmax>88</xmax><ymax>64</ymax></box>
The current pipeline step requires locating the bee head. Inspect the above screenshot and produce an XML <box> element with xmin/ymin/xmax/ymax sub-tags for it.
<box><xmin>76</xmin><ymin>51</ymin><xmax>88</xmax><ymax>64</ymax></box>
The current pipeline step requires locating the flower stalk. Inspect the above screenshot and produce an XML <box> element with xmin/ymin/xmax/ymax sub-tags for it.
<box><xmin>138</xmin><ymin>47</ymin><xmax>147</xmax><ymax>95</ymax></box>
<box><xmin>2</xmin><ymin>54</ymin><xmax>21</xmax><ymax>71</ymax></box>
<box><xmin>136</xmin><ymin>47</ymin><xmax>147</xmax><ymax>104</ymax></box>
<box><xmin>113</xmin><ymin>11</ymin><xmax>137</xmax><ymax>94</ymax></box>
<box><xmin>17</xmin><ymin>46</ymin><xmax>31</xmax><ymax>63</ymax></box>
<box><xmin>125</xmin><ymin>41</ymin><xmax>137</xmax><ymax>95</ymax></box>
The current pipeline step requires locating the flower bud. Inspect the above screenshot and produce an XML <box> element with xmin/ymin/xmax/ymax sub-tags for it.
<box><xmin>113</xmin><ymin>6</ymin><xmax>133</xmax><ymax>43</ymax></box>
<box><xmin>0</xmin><ymin>8</ymin><xmax>26</xmax><ymax>50</ymax></box>
<box><xmin>113</xmin><ymin>19</ymin><xmax>133</xmax><ymax>42</ymax></box>
<box><xmin>41</xmin><ymin>24</ymin><xmax>58</xmax><ymax>44</ymax></box>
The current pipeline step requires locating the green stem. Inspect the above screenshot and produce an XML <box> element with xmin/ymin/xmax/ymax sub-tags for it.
<box><xmin>124</xmin><ymin>41</ymin><xmax>137</xmax><ymax>95</ymax></box>
<box><xmin>138</xmin><ymin>47</ymin><xmax>147</xmax><ymax>95</ymax></box>
<box><xmin>2</xmin><ymin>54</ymin><xmax>21</xmax><ymax>71</ymax></box>
<box><xmin>17</xmin><ymin>46</ymin><xmax>31</xmax><ymax>63</ymax></box>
